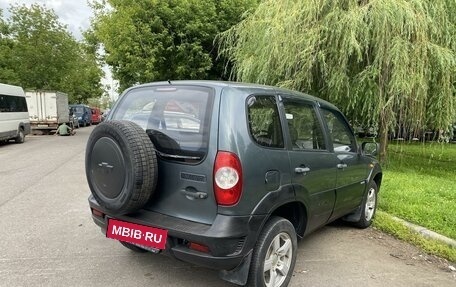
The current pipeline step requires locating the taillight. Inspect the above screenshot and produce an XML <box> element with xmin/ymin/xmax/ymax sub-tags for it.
<box><xmin>214</xmin><ymin>151</ymin><xmax>243</xmax><ymax>206</ymax></box>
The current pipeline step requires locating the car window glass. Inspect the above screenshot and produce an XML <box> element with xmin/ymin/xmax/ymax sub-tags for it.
<box><xmin>282</xmin><ymin>98</ymin><xmax>326</xmax><ymax>150</ymax></box>
<box><xmin>0</xmin><ymin>94</ymin><xmax>28</xmax><ymax>112</ymax></box>
<box><xmin>111</xmin><ymin>86</ymin><xmax>213</xmax><ymax>162</ymax></box>
<box><xmin>247</xmin><ymin>95</ymin><xmax>284</xmax><ymax>148</ymax></box>
<box><xmin>322</xmin><ymin>109</ymin><xmax>357</xmax><ymax>153</ymax></box>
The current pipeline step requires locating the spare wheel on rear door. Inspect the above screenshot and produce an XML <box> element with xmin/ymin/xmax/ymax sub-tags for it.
<box><xmin>85</xmin><ymin>120</ymin><xmax>158</xmax><ymax>215</ymax></box>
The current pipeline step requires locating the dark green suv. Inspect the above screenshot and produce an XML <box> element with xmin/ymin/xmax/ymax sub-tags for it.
<box><xmin>86</xmin><ymin>81</ymin><xmax>382</xmax><ymax>287</ymax></box>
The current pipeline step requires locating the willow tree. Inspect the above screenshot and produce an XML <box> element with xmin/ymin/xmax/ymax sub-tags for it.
<box><xmin>219</xmin><ymin>0</ymin><xmax>456</xmax><ymax>162</ymax></box>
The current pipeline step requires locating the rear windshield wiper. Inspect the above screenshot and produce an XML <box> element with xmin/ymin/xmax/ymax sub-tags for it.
<box><xmin>153</xmin><ymin>149</ymin><xmax>202</xmax><ymax>160</ymax></box>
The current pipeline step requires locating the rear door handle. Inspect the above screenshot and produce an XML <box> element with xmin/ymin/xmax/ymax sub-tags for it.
<box><xmin>295</xmin><ymin>167</ymin><xmax>310</xmax><ymax>174</ymax></box>
<box><xmin>337</xmin><ymin>163</ymin><xmax>348</xmax><ymax>169</ymax></box>
<box><xmin>181</xmin><ymin>189</ymin><xmax>208</xmax><ymax>200</ymax></box>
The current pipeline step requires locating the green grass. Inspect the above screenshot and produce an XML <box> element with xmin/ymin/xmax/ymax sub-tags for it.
<box><xmin>374</xmin><ymin>211</ymin><xmax>456</xmax><ymax>262</ymax></box>
<box><xmin>378</xmin><ymin>141</ymin><xmax>456</xmax><ymax>240</ymax></box>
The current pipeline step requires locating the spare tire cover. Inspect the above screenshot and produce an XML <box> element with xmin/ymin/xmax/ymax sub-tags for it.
<box><xmin>85</xmin><ymin>120</ymin><xmax>157</xmax><ymax>214</ymax></box>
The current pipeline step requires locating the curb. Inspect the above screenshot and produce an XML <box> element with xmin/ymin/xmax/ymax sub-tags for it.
<box><xmin>390</xmin><ymin>216</ymin><xmax>456</xmax><ymax>248</ymax></box>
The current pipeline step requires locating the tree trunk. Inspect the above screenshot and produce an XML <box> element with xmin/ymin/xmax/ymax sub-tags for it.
<box><xmin>378</xmin><ymin>112</ymin><xmax>389</xmax><ymax>164</ymax></box>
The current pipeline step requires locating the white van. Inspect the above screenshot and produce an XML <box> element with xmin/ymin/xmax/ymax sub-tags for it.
<box><xmin>0</xmin><ymin>83</ymin><xmax>31</xmax><ymax>143</ymax></box>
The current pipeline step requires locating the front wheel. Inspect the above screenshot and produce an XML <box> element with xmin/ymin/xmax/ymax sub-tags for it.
<box><xmin>247</xmin><ymin>217</ymin><xmax>297</xmax><ymax>287</ymax></box>
<box><xmin>353</xmin><ymin>181</ymin><xmax>378</xmax><ymax>228</ymax></box>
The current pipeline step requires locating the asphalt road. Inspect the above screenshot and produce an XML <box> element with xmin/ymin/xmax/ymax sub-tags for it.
<box><xmin>0</xmin><ymin>126</ymin><xmax>455</xmax><ymax>286</ymax></box>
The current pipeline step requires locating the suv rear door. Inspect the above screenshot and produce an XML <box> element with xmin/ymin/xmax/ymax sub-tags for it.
<box><xmin>280</xmin><ymin>96</ymin><xmax>338</xmax><ymax>232</ymax></box>
<box><xmin>110</xmin><ymin>85</ymin><xmax>218</xmax><ymax>224</ymax></box>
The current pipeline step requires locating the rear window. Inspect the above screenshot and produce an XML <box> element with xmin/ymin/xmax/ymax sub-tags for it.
<box><xmin>111</xmin><ymin>85</ymin><xmax>214</xmax><ymax>162</ymax></box>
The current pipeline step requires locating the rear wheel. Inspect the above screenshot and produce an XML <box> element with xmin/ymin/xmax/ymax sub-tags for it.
<box><xmin>247</xmin><ymin>217</ymin><xmax>297</xmax><ymax>287</ymax></box>
<box><xmin>15</xmin><ymin>129</ymin><xmax>25</xmax><ymax>143</ymax></box>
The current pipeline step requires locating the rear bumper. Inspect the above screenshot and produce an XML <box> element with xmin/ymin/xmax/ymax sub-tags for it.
<box><xmin>88</xmin><ymin>196</ymin><xmax>265</xmax><ymax>271</ymax></box>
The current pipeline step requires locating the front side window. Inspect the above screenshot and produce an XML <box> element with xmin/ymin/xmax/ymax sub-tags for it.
<box><xmin>111</xmin><ymin>85</ymin><xmax>213</xmax><ymax>161</ymax></box>
<box><xmin>322</xmin><ymin>109</ymin><xmax>357</xmax><ymax>153</ymax></box>
<box><xmin>0</xmin><ymin>95</ymin><xmax>28</xmax><ymax>113</ymax></box>
<box><xmin>247</xmin><ymin>95</ymin><xmax>284</xmax><ymax>148</ymax></box>
<box><xmin>282</xmin><ymin>98</ymin><xmax>326</xmax><ymax>150</ymax></box>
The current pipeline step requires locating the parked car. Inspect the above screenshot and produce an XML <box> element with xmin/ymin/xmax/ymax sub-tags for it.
<box><xmin>101</xmin><ymin>109</ymin><xmax>110</xmax><ymax>122</ymax></box>
<box><xmin>0</xmin><ymin>83</ymin><xmax>30</xmax><ymax>143</ymax></box>
<box><xmin>69</xmin><ymin>113</ymin><xmax>80</xmax><ymax>129</ymax></box>
<box><xmin>85</xmin><ymin>81</ymin><xmax>382</xmax><ymax>287</ymax></box>
<box><xmin>91</xmin><ymin>107</ymin><xmax>102</xmax><ymax>125</ymax></box>
<box><xmin>69</xmin><ymin>104</ymin><xmax>91</xmax><ymax>127</ymax></box>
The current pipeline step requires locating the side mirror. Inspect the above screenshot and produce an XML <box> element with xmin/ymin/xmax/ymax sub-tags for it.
<box><xmin>361</xmin><ymin>142</ymin><xmax>379</xmax><ymax>157</ymax></box>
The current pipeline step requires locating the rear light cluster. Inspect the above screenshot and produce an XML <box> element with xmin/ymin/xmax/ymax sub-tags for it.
<box><xmin>213</xmin><ymin>151</ymin><xmax>243</xmax><ymax>206</ymax></box>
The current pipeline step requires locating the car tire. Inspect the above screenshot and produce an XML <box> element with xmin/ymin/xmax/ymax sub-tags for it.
<box><xmin>15</xmin><ymin>129</ymin><xmax>25</xmax><ymax>143</ymax></box>
<box><xmin>353</xmin><ymin>181</ymin><xmax>378</xmax><ymax>229</ymax></box>
<box><xmin>247</xmin><ymin>217</ymin><xmax>297</xmax><ymax>287</ymax></box>
<box><xmin>119</xmin><ymin>241</ymin><xmax>148</xmax><ymax>253</ymax></box>
<box><xmin>85</xmin><ymin>120</ymin><xmax>158</xmax><ymax>215</ymax></box>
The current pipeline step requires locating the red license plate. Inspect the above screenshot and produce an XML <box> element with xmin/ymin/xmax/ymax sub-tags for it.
<box><xmin>106</xmin><ymin>218</ymin><xmax>168</xmax><ymax>250</ymax></box>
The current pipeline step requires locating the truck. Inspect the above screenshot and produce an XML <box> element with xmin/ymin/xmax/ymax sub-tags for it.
<box><xmin>25</xmin><ymin>91</ymin><xmax>69</xmax><ymax>134</ymax></box>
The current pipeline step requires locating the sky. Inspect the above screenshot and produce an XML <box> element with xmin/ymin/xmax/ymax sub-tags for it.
<box><xmin>0</xmin><ymin>0</ymin><xmax>119</xmax><ymax>99</ymax></box>
<box><xmin>0</xmin><ymin>0</ymin><xmax>92</xmax><ymax>40</ymax></box>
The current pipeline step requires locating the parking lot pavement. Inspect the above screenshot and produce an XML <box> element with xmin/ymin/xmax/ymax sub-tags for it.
<box><xmin>0</xmin><ymin>126</ymin><xmax>455</xmax><ymax>286</ymax></box>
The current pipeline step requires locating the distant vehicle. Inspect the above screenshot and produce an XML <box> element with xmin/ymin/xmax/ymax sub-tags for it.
<box><xmin>101</xmin><ymin>109</ymin><xmax>110</xmax><ymax>122</ymax></box>
<box><xmin>69</xmin><ymin>104</ymin><xmax>92</xmax><ymax>127</ymax></box>
<box><xmin>0</xmin><ymin>83</ymin><xmax>31</xmax><ymax>143</ymax></box>
<box><xmin>25</xmin><ymin>91</ymin><xmax>70</xmax><ymax>135</ymax></box>
<box><xmin>69</xmin><ymin>107</ymin><xmax>80</xmax><ymax>129</ymax></box>
<box><xmin>90</xmin><ymin>107</ymin><xmax>102</xmax><ymax>125</ymax></box>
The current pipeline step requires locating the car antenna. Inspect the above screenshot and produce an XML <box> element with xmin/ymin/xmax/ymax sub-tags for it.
<box><xmin>168</xmin><ymin>79</ymin><xmax>172</xmax><ymax>85</ymax></box>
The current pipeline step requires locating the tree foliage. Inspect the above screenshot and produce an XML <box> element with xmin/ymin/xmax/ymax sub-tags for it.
<box><xmin>89</xmin><ymin>0</ymin><xmax>258</xmax><ymax>91</ymax></box>
<box><xmin>219</xmin><ymin>0</ymin><xmax>456</xmax><ymax>162</ymax></box>
<box><xmin>0</xmin><ymin>4</ymin><xmax>104</xmax><ymax>103</ymax></box>
<box><xmin>0</xmin><ymin>9</ymin><xmax>18</xmax><ymax>84</ymax></box>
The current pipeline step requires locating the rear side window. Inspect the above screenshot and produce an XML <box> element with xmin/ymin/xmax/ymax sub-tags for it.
<box><xmin>247</xmin><ymin>95</ymin><xmax>284</xmax><ymax>148</ymax></box>
<box><xmin>282</xmin><ymin>98</ymin><xmax>326</xmax><ymax>150</ymax></box>
<box><xmin>111</xmin><ymin>86</ymin><xmax>214</xmax><ymax>162</ymax></box>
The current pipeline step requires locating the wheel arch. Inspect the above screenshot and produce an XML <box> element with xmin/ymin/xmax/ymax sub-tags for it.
<box><xmin>269</xmin><ymin>201</ymin><xmax>307</xmax><ymax>238</ymax></box>
<box><xmin>372</xmin><ymin>172</ymin><xmax>383</xmax><ymax>191</ymax></box>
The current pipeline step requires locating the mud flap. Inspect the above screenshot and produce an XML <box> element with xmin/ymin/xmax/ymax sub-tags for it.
<box><xmin>218</xmin><ymin>251</ymin><xmax>252</xmax><ymax>286</ymax></box>
<box><xmin>342</xmin><ymin>205</ymin><xmax>362</xmax><ymax>222</ymax></box>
